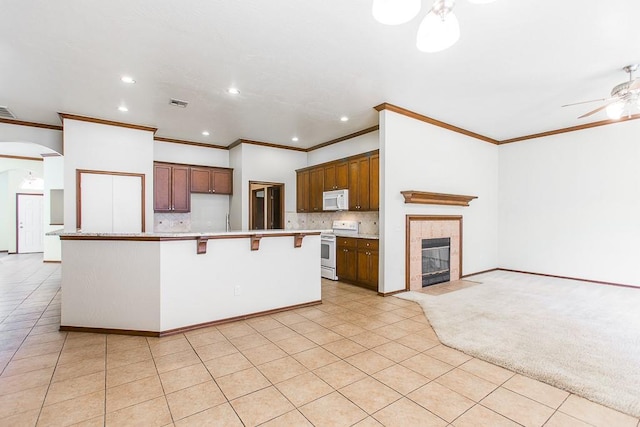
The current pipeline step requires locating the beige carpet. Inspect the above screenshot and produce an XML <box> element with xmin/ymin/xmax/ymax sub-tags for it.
<box><xmin>396</xmin><ymin>270</ymin><xmax>640</xmax><ymax>417</ymax></box>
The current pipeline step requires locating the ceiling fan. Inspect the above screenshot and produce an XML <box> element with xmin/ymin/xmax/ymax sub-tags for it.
<box><xmin>563</xmin><ymin>64</ymin><xmax>640</xmax><ymax>120</ymax></box>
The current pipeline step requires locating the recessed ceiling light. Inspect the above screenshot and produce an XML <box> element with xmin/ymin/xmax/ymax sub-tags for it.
<box><xmin>227</xmin><ymin>87</ymin><xmax>240</xmax><ymax>95</ymax></box>
<box><xmin>340</xmin><ymin>116</ymin><xmax>349</xmax><ymax>122</ymax></box>
<box><xmin>202</xmin><ymin>131</ymin><xmax>210</xmax><ymax>136</ymax></box>
<box><xmin>121</xmin><ymin>76</ymin><xmax>136</xmax><ymax>84</ymax></box>
<box><xmin>291</xmin><ymin>137</ymin><xmax>299</xmax><ymax>142</ymax></box>
<box><xmin>118</xmin><ymin>105</ymin><xmax>128</xmax><ymax>112</ymax></box>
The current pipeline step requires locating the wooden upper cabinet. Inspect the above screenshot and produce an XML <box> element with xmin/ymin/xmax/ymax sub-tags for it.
<box><xmin>295</xmin><ymin>149</ymin><xmax>379</xmax><ymax>213</ymax></box>
<box><xmin>296</xmin><ymin>169</ymin><xmax>310</xmax><ymax>212</ymax></box>
<box><xmin>349</xmin><ymin>156</ymin><xmax>370</xmax><ymax>211</ymax></box>
<box><xmin>212</xmin><ymin>169</ymin><xmax>232</xmax><ymax>194</ymax></box>
<box><xmin>171</xmin><ymin>166</ymin><xmax>191</xmax><ymax>212</ymax></box>
<box><xmin>190</xmin><ymin>167</ymin><xmax>233</xmax><ymax>195</ymax></box>
<box><xmin>154</xmin><ymin>163</ymin><xmax>190</xmax><ymax>213</ymax></box>
<box><xmin>369</xmin><ymin>153</ymin><xmax>379</xmax><ymax>211</ymax></box>
<box><xmin>323</xmin><ymin>161</ymin><xmax>348</xmax><ymax>191</ymax></box>
<box><xmin>190</xmin><ymin>167</ymin><xmax>211</xmax><ymax>193</ymax></box>
<box><xmin>309</xmin><ymin>167</ymin><xmax>324</xmax><ymax>212</ymax></box>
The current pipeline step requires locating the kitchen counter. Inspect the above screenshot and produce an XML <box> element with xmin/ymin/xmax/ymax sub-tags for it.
<box><xmin>57</xmin><ymin>229</ymin><xmax>322</xmax><ymax>336</ymax></box>
<box><xmin>333</xmin><ymin>233</ymin><xmax>379</xmax><ymax>240</ymax></box>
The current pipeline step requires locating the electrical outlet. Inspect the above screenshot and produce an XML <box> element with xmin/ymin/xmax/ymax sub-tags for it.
<box><xmin>234</xmin><ymin>285</ymin><xmax>241</xmax><ymax>296</ymax></box>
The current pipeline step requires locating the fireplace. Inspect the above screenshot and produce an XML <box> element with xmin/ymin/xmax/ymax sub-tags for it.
<box><xmin>422</xmin><ymin>238</ymin><xmax>451</xmax><ymax>286</ymax></box>
<box><xmin>406</xmin><ymin>215</ymin><xmax>462</xmax><ymax>291</ymax></box>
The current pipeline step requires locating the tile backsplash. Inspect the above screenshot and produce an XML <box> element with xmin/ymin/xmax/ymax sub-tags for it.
<box><xmin>286</xmin><ymin>211</ymin><xmax>379</xmax><ymax>235</ymax></box>
<box><xmin>154</xmin><ymin>213</ymin><xmax>191</xmax><ymax>232</ymax></box>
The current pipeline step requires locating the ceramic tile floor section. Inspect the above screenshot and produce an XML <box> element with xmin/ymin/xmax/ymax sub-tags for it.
<box><xmin>1</xmin><ymin>254</ymin><xmax>639</xmax><ymax>427</ymax></box>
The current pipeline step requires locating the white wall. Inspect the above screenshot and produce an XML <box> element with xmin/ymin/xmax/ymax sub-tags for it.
<box><xmin>498</xmin><ymin>120</ymin><xmax>640</xmax><ymax>286</ymax></box>
<box><xmin>0</xmin><ymin>158</ymin><xmax>44</xmax><ymax>252</ymax></box>
<box><xmin>43</xmin><ymin>156</ymin><xmax>64</xmax><ymax>261</ymax></box>
<box><xmin>63</xmin><ymin>119</ymin><xmax>154</xmax><ymax>231</ymax></box>
<box><xmin>0</xmin><ymin>123</ymin><xmax>63</xmax><ymax>154</ymax></box>
<box><xmin>380</xmin><ymin>110</ymin><xmax>500</xmax><ymax>293</ymax></box>
<box><xmin>230</xmin><ymin>143</ymin><xmax>307</xmax><ymax>230</ymax></box>
<box><xmin>153</xmin><ymin>141</ymin><xmax>229</xmax><ymax>167</ymax></box>
<box><xmin>307</xmin><ymin>131</ymin><xmax>379</xmax><ymax>165</ymax></box>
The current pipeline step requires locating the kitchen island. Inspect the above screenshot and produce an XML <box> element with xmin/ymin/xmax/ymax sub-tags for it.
<box><xmin>56</xmin><ymin>230</ymin><xmax>321</xmax><ymax>336</ymax></box>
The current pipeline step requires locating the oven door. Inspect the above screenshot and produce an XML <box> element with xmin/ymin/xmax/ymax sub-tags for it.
<box><xmin>320</xmin><ymin>236</ymin><xmax>337</xmax><ymax>280</ymax></box>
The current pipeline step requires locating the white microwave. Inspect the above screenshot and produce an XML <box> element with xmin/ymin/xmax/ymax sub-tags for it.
<box><xmin>322</xmin><ymin>189</ymin><xmax>349</xmax><ymax>211</ymax></box>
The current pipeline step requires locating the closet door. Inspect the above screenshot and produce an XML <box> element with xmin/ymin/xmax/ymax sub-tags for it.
<box><xmin>79</xmin><ymin>171</ymin><xmax>144</xmax><ymax>233</ymax></box>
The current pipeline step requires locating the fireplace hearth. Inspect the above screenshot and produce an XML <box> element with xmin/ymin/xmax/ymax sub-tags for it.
<box><xmin>422</xmin><ymin>237</ymin><xmax>451</xmax><ymax>286</ymax></box>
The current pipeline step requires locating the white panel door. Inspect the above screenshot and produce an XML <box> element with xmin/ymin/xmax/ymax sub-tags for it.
<box><xmin>112</xmin><ymin>175</ymin><xmax>142</xmax><ymax>233</ymax></box>
<box><xmin>79</xmin><ymin>172</ymin><xmax>143</xmax><ymax>233</ymax></box>
<box><xmin>17</xmin><ymin>194</ymin><xmax>44</xmax><ymax>253</ymax></box>
<box><xmin>80</xmin><ymin>173</ymin><xmax>113</xmax><ymax>232</ymax></box>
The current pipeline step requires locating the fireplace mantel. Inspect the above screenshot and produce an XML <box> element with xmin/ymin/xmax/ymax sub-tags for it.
<box><xmin>401</xmin><ymin>191</ymin><xmax>477</xmax><ymax>207</ymax></box>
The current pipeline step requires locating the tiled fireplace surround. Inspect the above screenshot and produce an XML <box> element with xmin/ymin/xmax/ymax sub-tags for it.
<box><xmin>407</xmin><ymin>216</ymin><xmax>462</xmax><ymax>291</ymax></box>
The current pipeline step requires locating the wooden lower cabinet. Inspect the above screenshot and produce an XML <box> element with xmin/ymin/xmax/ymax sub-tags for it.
<box><xmin>337</xmin><ymin>237</ymin><xmax>378</xmax><ymax>290</ymax></box>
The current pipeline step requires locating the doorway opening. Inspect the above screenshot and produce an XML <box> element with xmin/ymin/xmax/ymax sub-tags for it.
<box><xmin>249</xmin><ymin>181</ymin><xmax>284</xmax><ymax>230</ymax></box>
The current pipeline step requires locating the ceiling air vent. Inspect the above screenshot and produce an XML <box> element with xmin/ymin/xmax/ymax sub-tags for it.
<box><xmin>169</xmin><ymin>98</ymin><xmax>189</xmax><ymax>108</ymax></box>
<box><xmin>0</xmin><ymin>106</ymin><xmax>16</xmax><ymax>119</ymax></box>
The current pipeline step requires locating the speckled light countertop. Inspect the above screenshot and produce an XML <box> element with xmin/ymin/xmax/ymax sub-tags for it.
<box><xmin>48</xmin><ymin>229</ymin><xmax>322</xmax><ymax>239</ymax></box>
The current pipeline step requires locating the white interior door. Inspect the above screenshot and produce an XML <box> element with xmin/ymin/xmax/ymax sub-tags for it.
<box><xmin>17</xmin><ymin>194</ymin><xmax>44</xmax><ymax>253</ymax></box>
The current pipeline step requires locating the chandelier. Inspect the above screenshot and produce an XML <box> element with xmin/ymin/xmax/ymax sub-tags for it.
<box><xmin>372</xmin><ymin>0</ymin><xmax>496</xmax><ymax>53</ymax></box>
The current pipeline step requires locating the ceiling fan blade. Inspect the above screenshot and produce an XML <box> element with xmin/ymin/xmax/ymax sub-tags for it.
<box><xmin>562</xmin><ymin>98</ymin><xmax>610</xmax><ymax>108</ymax></box>
<box><xmin>578</xmin><ymin>100</ymin><xmax>619</xmax><ymax>119</ymax></box>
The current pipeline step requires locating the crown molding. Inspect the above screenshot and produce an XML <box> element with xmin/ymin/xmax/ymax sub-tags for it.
<box><xmin>499</xmin><ymin>114</ymin><xmax>640</xmax><ymax>144</ymax></box>
<box><xmin>374</xmin><ymin>103</ymin><xmax>499</xmax><ymax>145</ymax></box>
<box><xmin>307</xmin><ymin>125</ymin><xmax>379</xmax><ymax>152</ymax></box>
<box><xmin>58</xmin><ymin>113</ymin><xmax>158</xmax><ymax>133</ymax></box>
<box><xmin>0</xmin><ymin>117</ymin><xmax>63</xmax><ymax>131</ymax></box>
<box><xmin>154</xmin><ymin>136</ymin><xmax>228</xmax><ymax>150</ymax></box>
<box><xmin>229</xmin><ymin>138</ymin><xmax>307</xmax><ymax>152</ymax></box>
<box><xmin>0</xmin><ymin>154</ymin><xmax>43</xmax><ymax>162</ymax></box>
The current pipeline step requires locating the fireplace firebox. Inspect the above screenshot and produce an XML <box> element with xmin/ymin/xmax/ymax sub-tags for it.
<box><xmin>422</xmin><ymin>237</ymin><xmax>451</xmax><ymax>286</ymax></box>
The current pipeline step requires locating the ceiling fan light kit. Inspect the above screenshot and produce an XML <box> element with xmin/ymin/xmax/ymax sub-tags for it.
<box><xmin>372</xmin><ymin>0</ymin><xmax>495</xmax><ymax>53</ymax></box>
<box><xmin>567</xmin><ymin>64</ymin><xmax>640</xmax><ymax>120</ymax></box>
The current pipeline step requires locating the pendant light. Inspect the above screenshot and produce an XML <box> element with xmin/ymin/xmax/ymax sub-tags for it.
<box><xmin>372</xmin><ymin>0</ymin><xmax>496</xmax><ymax>53</ymax></box>
<box><xmin>372</xmin><ymin>0</ymin><xmax>422</xmax><ymax>25</ymax></box>
<box><xmin>416</xmin><ymin>0</ymin><xmax>459</xmax><ymax>53</ymax></box>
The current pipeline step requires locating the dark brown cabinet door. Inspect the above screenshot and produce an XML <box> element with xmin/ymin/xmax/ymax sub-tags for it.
<box><xmin>190</xmin><ymin>167</ymin><xmax>211</xmax><ymax>193</ymax></box>
<box><xmin>337</xmin><ymin>246</ymin><xmax>357</xmax><ymax>282</ymax></box>
<box><xmin>309</xmin><ymin>167</ymin><xmax>324</xmax><ymax>212</ymax></box>
<box><xmin>154</xmin><ymin>163</ymin><xmax>190</xmax><ymax>212</ymax></box>
<box><xmin>335</xmin><ymin>161</ymin><xmax>349</xmax><ymax>189</ymax></box>
<box><xmin>369</xmin><ymin>154</ymin><xmax>379</xmax><ymax>211</ymax></box>
<box><xmin>357</xmin><ymin>249</ymin><xmax>378</xmax><ymax>290</ymax></box>
<box><xmin>296</xmin><ymin>170</ymin><xmax>310</xmax><ymax>212</ymax></box>
<box><xmin>212</xmin><ymin>169</ymin><xmax>232</xmax><ymax>194</ymax></box>
<box><xmin>154</xmin><ymin>164</ymin><xmax>172</xmax><ymax>212</ymax></box>
<box><xmin>323</xmin><ymin>164</ymin><xmax>336</xmax><ymax>191</ymax></box>
<box><xmin>171</xmin><ymin>166</ymin><xmax>191</xmax><ymax>212</ymax></box>
<box><xmin>349</xmin><ymin>157</ymin><xmax>370</xmax><ymax>211</ymax></box>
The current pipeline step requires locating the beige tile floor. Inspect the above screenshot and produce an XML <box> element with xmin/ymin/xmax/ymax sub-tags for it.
<box><xmin>0</xmin><ymin>253</ymin><xmax>638</xmax><ymax>427</ymax></box>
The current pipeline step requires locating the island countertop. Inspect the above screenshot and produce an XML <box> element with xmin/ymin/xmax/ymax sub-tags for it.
<box><xmin>50</xmin><ymin>229</ymin><xmax>322</xmax><ymax>240</ymax></box>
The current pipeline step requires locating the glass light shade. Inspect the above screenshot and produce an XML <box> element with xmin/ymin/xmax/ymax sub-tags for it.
<box><xmin>416</xmin><ymin>10</ymin><xmax>460</xmax><ymax>52</ymax></box>
<box><xmin>606</xmin><ymin>101</ymin><xmax>625</xmax><ymax>120</ymax></box>
<box><xmin>372</xmin><ymin>0</ymin><xmax>421</xmax><ymax>25</ymax></box>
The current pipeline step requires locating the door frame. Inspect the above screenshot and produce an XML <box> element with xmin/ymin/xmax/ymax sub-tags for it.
<box><xmin>16</xmin><ymin>192</ymin><xmax>44</xmax><ymax>254</ymax></box>
<box><xmin>76</xmin><ymin>169</ymin><xmax>146</xmax><ymax>232</ymax></box>
<box><xmin>248</xmin><ymin>181</ymin><xmax>284</xmax><ymax>230</ymax></box>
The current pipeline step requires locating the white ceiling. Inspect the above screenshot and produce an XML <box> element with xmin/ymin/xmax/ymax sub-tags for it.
<box><xmin>1</xmin><ymin>0</ymin><xmax>639</xmax><ymax>150</ymax></box>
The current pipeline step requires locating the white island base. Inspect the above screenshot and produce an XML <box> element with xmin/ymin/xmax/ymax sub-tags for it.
<box><xmin>58</xmin><ymin>231</ymin><xmax>321</xmax><ymax>336</ymax></box>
